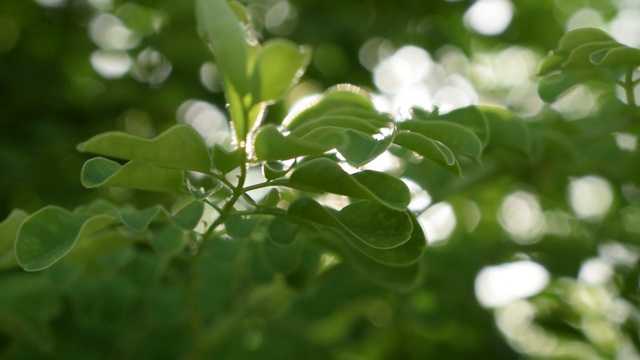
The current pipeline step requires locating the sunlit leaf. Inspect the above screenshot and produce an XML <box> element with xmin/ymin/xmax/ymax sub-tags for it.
<box><xmin>336</xmin><ymin>201</ymin><xmax>413</xmax><ymax>249</ymax></box>
<box><xmin>285</xmin><ymin>85</ymin><xmax>375</xmax><ymax>130</ymax></box>
<box><xmin>15</xmin><ymin>207</ymin><xmax>119</xmax><ymax>271</ymax></box>
<box><xmin>565</xmin><ymin>41</ymin><xmax>620</xmax><ymax>66</ymax></box>
<box><xmin>288</xmin><ymin>158</ymin><xmax>410</xmax><ymax>210</ymax></box>
<box><xmin>81</xmin><ymin>157</ymin><xmax>185</xmax><ymax>193</ymax></box>
<box><xmin>337</xmin><ymin>127</ymin><xmax>395</xmax><ymax>167</ymax></box>
<box><xmin>537</xmin><ymin>72</ymin><xmax>586</xmax><ymax>103</ymax></box>
<box><xmin>537</xmin><ymin>53</ymin><xmax>566</xmax><ymax>75</ymax></box>
<box><xmin>253</xmin><ymin>125</ymin><xmax>338</xmax><ymax>161</ymax></box>
<box><xmin>78</xmin><ymin>125</ymin><xmax>211</xmax><ymax>173</ymax></box>
<box><xmin>393</xmin><ymin>132</ymin><xmax>459</xmax><ymax>173</ymax></box>
<box><xmin>437</xmin><ymin>106</ymin><xmax>490</xmax><ymax>146</ymax></box>
<box><xmin>250</xmin><ymin>38</ymin><xmax>310</xmax><ymax>103</ymax></box>
<box><xmin>0</xmin><ymin>209</ymin><xmax>28</xmax><ymax>269</ymax></box>
<box><xmin>339</xmin><ymin>212</ymin><xmax>426</xmax><ymax>266</ymax></box>
<box><xmin>557</xmin><ymin>27</ymin><xmax>616</xmax><ymax>53</ymax></box>
<box><xmin>196</xmin><ymin>0</ymin><xmax>249</xmax><ymax>95</ymax></box>
<box><xmin>590</xmin><ymin>46</ymin><xmax>640</xmax><ymax>67</ymax></box>
<box><xmin>398</xmin><ymin>120</ymin><xmax>483</xmax><ymax>163</ymax></box>
<box><xmin>287</xmin><ymin>198</ymin><xmax>412</xmax><ymax>249</ymax></box>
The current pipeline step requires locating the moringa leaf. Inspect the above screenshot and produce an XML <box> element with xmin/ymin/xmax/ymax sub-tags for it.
<box><xmin>196</xmin><ymin>0</ymin><xmax>249</xmax><ymax>95</ymax></box>
<box><xmin>287</xmin><ymin>198</ymin><xmax>412</xmax><ymax>249</ymax></box>
<box><xmin>78</xmin><ymin>125</ymin><xmax>211</xmax><ymax>173</ymax></box>
<box><xmin>557</xmin><ymin>27</ymin><xmax>616</xmax><ymax>53</ymax></box>
<box><xmin>288</xmin><ymin>158</ymin><xmax>410</xmax><ymax>210</ymax></box>
<box><xmin>15</xmin><ymin>207</ymin><xmax>119</xmax><ymax>271</ymax></box>
<box><xmin>398</xmin><ymin>120</ymin><xmax>483</xmax><ymax>163</ymax></box>
<box><xmin>81</xmin><ymin>157</ymin><xmax>185</xmax><ymax>193</ymax></box>
<box><xmin>249</xmin><ymin>38</ymin><xmax>310</xmax><ymax>103</ymax></box>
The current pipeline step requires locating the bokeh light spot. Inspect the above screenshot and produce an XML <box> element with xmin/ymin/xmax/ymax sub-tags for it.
<box><xmin>568</xmin><ymin>175</ymin><xmax>614</xmax><ymax>219</ymax></box>
<box><xmin>90</xmin><ymin>50</ymin><xmax>132</xmax><ymax>78</ymax></box>
<box><xmin>464</xmin><ymin>0</ymin><xmax>514</xmax><ymax>36</ymax></box>
<box><xmin>418</xmin><ymin>202</ymin><xmax>456</xmax><ymax>244</ymax></box>
<box><xmin>475</xmin><ymin>261</ymin><xmax>550</xmax><ymax>308</ymax></box>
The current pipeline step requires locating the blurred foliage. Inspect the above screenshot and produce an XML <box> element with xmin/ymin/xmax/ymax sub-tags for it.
<box><xmin>2</xmin><ymin>0</ymin><xmax>640</xmax><ymax>359</ymax></box>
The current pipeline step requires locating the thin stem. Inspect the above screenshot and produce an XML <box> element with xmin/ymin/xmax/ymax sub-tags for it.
<box><xmin>206</xmin><ymin>170</ymin><xmax>235</xmax><ymax>190</ymax></box>
<box><xmin>241</xmin><ymin>179</ymin><xmax>290</xmax><ymax>193</ymax></box>
<box><xmin>623</xmin><ymin>67</ymin><xmax>637</xmax><ymax>108</ymax></box>
<box><xmin>204</xmin><ymin>199</ymin><xmax>223</xmax><ymax>215</ymax></box>
<box><xmin>205</xmin><ymin>150</ymin><xmax>249</xmax><ymax>236</ymax></box>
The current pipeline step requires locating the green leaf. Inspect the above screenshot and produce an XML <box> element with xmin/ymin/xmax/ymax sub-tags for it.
<box><xmin>15</xmin><ymin>207</ymin><xmax>119</xmax><ymax>271</ymax></box>
<box><xmin>557</xmin><ymin>27</ymin><xmax>616</xmax><ymax>53</ymax></box>
<box><xmin>151</xmin><ymin>224</ymin><xmax>185</xmax><ymax>255</ymax></box>
<box><xmin>268</xmin><ymin>218</ymin><xmax>300</xmax><ymax>245</ymax></box>
<box><xmin>344</xmin><ymin>243</ymin><xmax>423</xmax><ymax>289</ymax></box>
<box><xmin>262</xmin><ymin>161</ymin><xmax>293</xmax><ymax>180</ymax></box>
<box><xmin>393</xmin><ymin>132</ymin><xmax>458</xmax><ymax>171</ymax></box>
<box><xmin>224</xmin><ymin>214</ymin><xmax>263</xmax><ymax>239</ymax></box>
<box><xmin>212</xmin><ymin>145</ymin><xmax>243</xmax><ymax>174</ymax></box>
<box><xmin>250</xmin><ymin>38</ymin><xmax>310</xmax><ymax>103</ymax></box>
<box><xmin>437</xmin><ymin>106</ymin><xmax>490</xmax><ymax>146</ymax></box>
<box><xmin>171</xmin><ymin>201</ymin><xmax>205</xmax><ymax>230</ymax></box>
<box><xmin>196</xmin><ymin>0</ymin><xmax>249</xmax><ymax>95</ymax></box>
<box><xmin>284</xmin><ymin>242</ymin><xmax>323</xmax><ymax>288</ymax></box>
<box><xmin>81</xmin><ymin>157</ymin><xmax>185</xmax><ymax>193</ymax></box>
<box><xmin>285</xmin><ymin>85</ymin><xmax>375</xmax><ymax>130</ymax></box>
<box><xmin>336</xmin><ymin>201</ymin><xmax>413</xmax><ymax>249</ymax></box>
<box><xmin>260</xmin><ymin>188</ymin><xmax>281</xmax><ymax>207</ymax></box>
<box><xmin>0</xmin><ymin>209</ymin><xmax>29</xmax><ymax>269</ymax></box>
<box><xmin>287</xmin><ymin>198</ymin><xmax>412</xmax><ymax>249</ymax></box>
<box><xmin>565</xmin><ymin>41</ymin><xmax>620</xmax><ymax>66</ymax></box>
<box><xmin>537</xmin><ymin>53</ymin><xmax>566</xmax><ymax>75</ymax></box>
<box><xmin>338</xmin><ymin>127</ymin><xmax>396</xmax><ymax>167</ymax></box>
<box><xmin>118</xmin><ymin>206</ymin><xmax>163</xmax><ymax>232</ymax></box>
<box><xmin>78</xmin><ymin>124</ymin><xmax>211</xmax><ymax>173</ymax></box>
<box><xmin>340</xmin><ymin>212</ymin><xmax>426</xmax><ymax>266</ymax></box>
<box><xmin>480</xmin><ymin>106</ymin><xmax>533</xmax><ymax>155</ymax></box>
<box><xmin>398</xmin><ymin>120</ymin><xmax>483</xmax><ymax>163</ymax></box>
<box><xmin>253</xmin><ymin>125</ymin><xmax>337</xmax><ymax>161</ymax></box>
<box><xmin>289</xmin><ymin>115</ymin><xmax>383</xmax><ymax>137</ymax></box>
<box><xmin>590</xmin><ymin>46</ymin><xmax>640</xmax><ymax>67</ymax></box>
<box><xmin>537</xmin><ymin>72</ymin><xmax>584</xmax><ymax>103</ymax></box>
<box><xmin>263</xmin><ymin>233</ymin><xmax>303</xmax><ymax>274</ymax></box>
<box><xmin>288</xmin><ymin>158</ymin><xmax>411</xmax><ymax>210</ymax></box>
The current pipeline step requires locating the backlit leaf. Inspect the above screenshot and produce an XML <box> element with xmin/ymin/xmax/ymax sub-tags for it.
<box><xmin>78</xmin><ymin>125</ymin><xmax>211</xmax><ymax>173</ymax></box>
<box><xmin>557</xmin><ymin>27</ymin><xmax>616</xmax><ymax>53</ymax></box>
<box><xmin>250</xmin><ymin>38</ymin><xmax>310</xmax><ymax>103</ymax></box>
<box><xmin>81</xmin><ymin>157</ymin><xmax>184</xmax><ymax>193</ymax></box>
<box><xmin>288</xmin><ymin>158</ymin><xmax>410</xmax><ymax>210</ymax></box>
<box><xmin>398</xmin><ymin>120</ymin><xmax>483</xmax><ymax>163</ymax></box>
